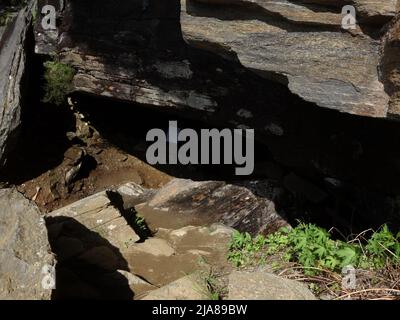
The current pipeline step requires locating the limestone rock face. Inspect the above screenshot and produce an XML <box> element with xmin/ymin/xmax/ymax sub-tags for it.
<box><xmin>0</xmin><ymin>188</ymin><xmax>55</xmax><ymax>300</ymax></box>
<box><xmin>0</xmin><ymin>3</ymin><xmax>32</xmax><ymax>167</ymax></box>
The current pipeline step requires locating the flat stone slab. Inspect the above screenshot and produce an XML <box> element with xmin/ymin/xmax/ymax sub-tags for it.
<box><xmin>47</xmin><ymin>191</ymin><xmax>140</xmax><ymax>252</ymax></box>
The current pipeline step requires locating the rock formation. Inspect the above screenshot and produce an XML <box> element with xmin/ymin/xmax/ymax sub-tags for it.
<box><xmin>0</xmin><ymin>188</ymin><xmax>54</xmax><ymax>300</ymax></box>
<box><xmin>29</xmin><ymin>1</ymin><xmax>400</xmax><ymax>221</ymax></box>
<box><xmin>44</xmin><ymin>181</ymin><xmax>305</xmax><ymax>300</ymax></box>
<box><xmin>0</xmin><ymin>2</ymin><xmax>32</xmax><ymax>167</ymax></box>
<box><xmin>0</xmin><ymin>0</ymin><xmax>400</xmax><ymax>301</ymax></box>
<box><xmin>33</xmin><ymin>0</ymin><xmax>398</xmax><ymax>118</ymax></box>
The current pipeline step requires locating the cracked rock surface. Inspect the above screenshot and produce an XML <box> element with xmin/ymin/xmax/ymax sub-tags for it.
<box><xmin>0</xmin><ymin>188</ymin><xmax>54</xmax><ymax>300</ymax></box>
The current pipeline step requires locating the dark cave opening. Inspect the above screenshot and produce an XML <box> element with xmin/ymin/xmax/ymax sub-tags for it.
<box><xmin>71</xmin><ymin>92</ymin><xmax>400</xmax><ymax>236</ymax></box>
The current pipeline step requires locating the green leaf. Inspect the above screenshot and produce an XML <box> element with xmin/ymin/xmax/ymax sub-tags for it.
<box><xmin>337</xmin><ymin>246</ymin><xmax>357</xmax><ymax>267</ymax></box>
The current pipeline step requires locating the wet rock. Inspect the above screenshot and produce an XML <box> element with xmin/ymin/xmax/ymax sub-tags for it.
<box><xmin>130</xmin><ymin>238</ymin><xmax>176</xmax><ymax>257</ymax></box>
<box><xmin>142</xmin><ymin>178</ymin><xmax>289</xmax><ymax>236</ymax></box>
<box><xmin>122</xmin><ymin>223</ymin><xmax>232</xmax><ymax>288</ymax></box>
<box><xmin>228</xmin><ymin>271</ymin><xmax>316</xmax><ymax>300</ymax></box>
<box><xmin>0</xmin><ymin>188</ymin><xmax>55</xmax><ymax>300</ymax></box>
<box><xmin>163</xmin><ymin>223</ymin><xmax>233</xmax><ymax>255</ymax></box>
<box><xmin>124</xmin><ymin>249</ymin><xmax>209</xmax><ymax>288</ymax></box>
<box><xmin>0</xmin><ymin>2</ymin><xmax>33</xmax><ymax>167</ymax></box>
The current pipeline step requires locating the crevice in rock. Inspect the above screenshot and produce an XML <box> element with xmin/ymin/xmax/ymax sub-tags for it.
<box><xmin>185</xmin><ymin>0</ymin><xmax>343</xmax><ymax>32</ymax></box>
<box><xmin>381</xmin><ymin>13</ymin><xmax>400</xmax><ymax>118</ymax></box>
<box><xmin>0</xmin><ymin>48</ymin><xmax>76</xmax><ymax>185</ymax></box>
<box><xmin>106</xmin><ymin>190</ymin><xmax>153</xmax><ymax>242</ymax></box>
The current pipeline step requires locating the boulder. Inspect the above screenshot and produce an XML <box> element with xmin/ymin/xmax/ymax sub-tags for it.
<box><xmin>129</xmin><ymin>238</ymin><xmax>176</xmax><ymax>257</ymax></box>
<box><xmin>181</xmin><ymin>0</ymin><xmax>391</xmax><ymax>117</ymax></box>
<box><xmin>352</xmin><ymin>0</ymin><xmax>398</xmax><ymax>24</ymax></box>
<box><xmin>135</xmin><ymin>178</ymin><xmax>289</xmax><ymax>236</ymax></box>
<box><xmin>47</xmin><ymin>191</ymin><xmax>141</xmax><ymax>248</ymax></box>
<box><xmin>142</xmin><ymin>273</ymin><xmax>209</xmax><ymax>300</ymax></box>
<box><xmin>228</xmin><ymin>271</ymin><xmax>316</xmax><ymax>300</ymax></box>
<box><xmin>0</xmin><ymin>188</ymin><xmax>55</xmax><ymax>300</ymax></box>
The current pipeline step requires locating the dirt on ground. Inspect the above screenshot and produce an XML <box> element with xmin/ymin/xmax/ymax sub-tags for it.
<box><xmin>5</xmin><ymin>102</ymin><xmax>173</xmax><ymax>213</ymax></box>
<box><xmin>16</xmin><ymin>140</ymin><xmax>172</xmax><ymax>213</ymax></box>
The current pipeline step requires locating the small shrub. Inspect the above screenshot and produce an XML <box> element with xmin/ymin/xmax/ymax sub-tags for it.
<box><xmin>228</xmin><ymin>231</ymin><xmax>267</xmax><ymax>267</ymax></box>
<box><xmin>134</xmin><ymin>215</ymin><xmax>147</xmax><ymax>234</ymax></box>
<box><xmin>228</xmin><ymin>223</ymin><xmax>400</xmax><ymax>274</ymax></box>
<box><xmin>43</xmin><ymin>61</ymin><xmax>75</xmax><ymax>106</ymax></box>
<box><xmin>365</xmin><ymin>225</ymin><xmax>400</xmax><ymax>268</ymax></box>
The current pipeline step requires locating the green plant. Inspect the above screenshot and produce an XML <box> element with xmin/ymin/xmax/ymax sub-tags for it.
<box><xmin>124</xmin><ymin>238</ymin><xmax>136</xmax><ymax>248</ymax></box>
<box><xmin>0</xmin><ymin>0</ymin><xmax>30</xmax><ymax>26</ymax></box>
<box><xmin>43</xmin><ymin>60</ymin><xmax>75</xmax><ymax>106</ymax></box>
<box><xmin>31</xmin><ymin>6</ymin><xmax>37</xmax><ymax>23</ymax></box>
<box><xmin>199</xmin><ymin>268</ymin><xmax>225</xmax><ymax>300</ymax></box>
<box><xmin>366</xmin><ymin>225</ymin><xmax>400</xmax><ymax>268</ymax></box>
<box><xmin>228</xmin><ymin>231</ymin><xmax>264</xmax><ymax>267</ymax></box>
<box><xmin>135</xmin><ymin>215</ymin><xmax>147</xmax><ymax>233</ymax></box>
<box><xmin>228</xmin><ymin>223</ymin><xmax>399</xmax><ymax>275</ymax></box>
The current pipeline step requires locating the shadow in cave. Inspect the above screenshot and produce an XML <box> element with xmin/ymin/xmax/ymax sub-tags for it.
<box><xmin>73</xmin><ymin>91</ymin><xmax>276</xmax><ymax>182</ymax></box>
<box><xmin>0</xmin><ymin>45</ymin><xmax>76</xmax><ymax>184</ymax></box>
<box><xmin>74</xmin><ymin>90</ymin><xmax>400</xmax><ymax>235</ymax></box>
<box><xmin>46</xmin><ymin>216</ymin><xmax>134</xmax><ymax>300</ymax></box>
<box><xmin>185</xmin><ymin>0</ymin><xmax>342</xmax><ymax>32</ymax></box>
